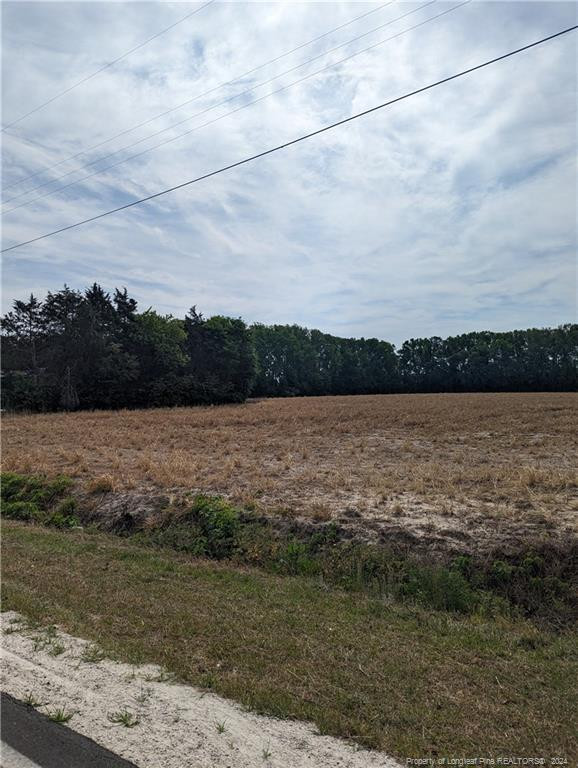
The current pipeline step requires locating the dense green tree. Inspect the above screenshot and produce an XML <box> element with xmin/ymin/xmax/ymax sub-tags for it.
<box><xmin>1</xmin><ymin>294</ymin><xmax>48</xmax><ymax>409</ymax></box>
<box><xmin>127</xmin><ymin>311</ymin><xmax>188</xmax><ymax>407</ymax></box>
<box><xmin>185</xmin><ymin>309</ymin><xmax>256</xmax><ymax>402</ymax></box>
<box><xmin>396</xmin><ymin>326</ymin><xmax>578</xmax><ymax>393</ymax></box>
<box><xmin>2</xmin><ymin>283</ymin><xmax>575</xmax><ymax>411</ymax></box>
<box><xmin>1</xmin><ymin>294</ymin><xmax>44</xmax><ymax>378</ymax></box>
<box><xmin>251</xmin><ymin>324</ymin><xmax>398</xmax><ymax>396</ymax></box>
<box><xmin>1</xmin><ymin>286</ymin><xmax>256</xmax><ymax>411</ymax></box>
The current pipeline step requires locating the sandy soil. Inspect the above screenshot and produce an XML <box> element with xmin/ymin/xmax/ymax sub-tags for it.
<box><xmin>1</xmin><ymin>613</ymin><xmax>399</xmax><ymax>768</ymax></box>
<box><xmin>79</xmin><ymin>484</ymin><xmax>577</xmax><ymax>558</ymax></box>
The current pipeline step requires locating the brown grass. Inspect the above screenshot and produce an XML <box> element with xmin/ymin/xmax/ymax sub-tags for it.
<box><xmin>2</xmin><ymin>393</ymin><xmax>577</xmax><ymax>543</ymax></box>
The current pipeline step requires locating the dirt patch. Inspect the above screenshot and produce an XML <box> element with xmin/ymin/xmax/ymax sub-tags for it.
<box><xmin>1</xmin><ymin>612</ymin><xmax>399</xmax><ymax>768</ymax></box>
<box><xmin>79</xmin><ymin>486</ymin><xmax>576</xmax><ymax>560</ymax></box>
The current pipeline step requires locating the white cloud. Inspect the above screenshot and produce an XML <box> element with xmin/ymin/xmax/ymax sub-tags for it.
<box><xmin>2</xmin><ymin>0</ymin><xmax>576</xmax><ymax>343</ymax></box>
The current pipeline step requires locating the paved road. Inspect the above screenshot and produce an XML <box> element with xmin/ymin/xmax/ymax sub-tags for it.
<box><xmin>1</xmin><ymin>742</ymin><xmax>42</xmax><ymax>768</ymax></box>
<box><xmin>1</xmin><ymin>693</ymin><xmax>138</xmax><ymax>768</ymax></box>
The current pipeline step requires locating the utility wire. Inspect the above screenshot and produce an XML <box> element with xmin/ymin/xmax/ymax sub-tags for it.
<box><xmin>1</xmin><ymin>0</ymin><xmax>215</xmax><ymax>131</ymax></box>
<box><xmin>3</xmin><ymin>1</ymin><xmax>396</xmax><ymax>191</ymax></box>
<box><xmin>4</xmin><ymin>0</ymin><xmax>419</xmax><ymax>205</ymax></box>
<box><xmin>3</xmin><ymin>0</ymin><xmax>446</xmax><ymax>211</ymax></box>
<box><xmin>2</xmin><ymin>24</ymin><xmax>575</xmax><ymax>255</ymax></box>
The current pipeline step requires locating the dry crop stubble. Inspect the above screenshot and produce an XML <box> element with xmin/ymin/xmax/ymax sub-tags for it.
<box><xmin>2</xmin><ymin>393</ymin><xmax>577</xmax><ymax>551</ymax></box>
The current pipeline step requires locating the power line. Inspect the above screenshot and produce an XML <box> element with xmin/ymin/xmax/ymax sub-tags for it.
<box><xmin>3</xmin><ymin>1</ymin><xmax>396</xmax><ymax>192</ymax></box>
<box><xmin>2</xmin><ymin>24</ymin><xmax>576</xmax><ymax>255</ymax></box>
<box><xmin>1</xmin><ymin>0</ymin><xmax>215</xmax><ymax>131</ymax></box>
<box><xmin>4</xmin><ymin>0</ymin><xmax>455</xmax><ymax>212</ymax></box>
<box><xmin>4</xmin><ymin>0</ymin><xmax>423</xmax><ymax>206</ymax></box>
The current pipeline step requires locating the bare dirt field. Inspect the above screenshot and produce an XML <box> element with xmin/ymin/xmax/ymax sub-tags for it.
<box><xmin>2</xmin><ymin>392</ymin><xmax>577</xmax><ymax>555</ymax></box>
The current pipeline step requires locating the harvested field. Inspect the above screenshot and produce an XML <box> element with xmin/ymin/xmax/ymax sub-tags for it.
<box><xmin>2</xmin><ymin>392</ymin><xmax>577</xmax><ymax>555</ymax></box>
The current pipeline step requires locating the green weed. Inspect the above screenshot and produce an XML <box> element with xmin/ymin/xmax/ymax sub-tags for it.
<box><xmin>23</xmin><ymin>691</ymin><xmax>47</xmax><ymax>708</ymax></box>
<box><xmin>2</xmin><ymin>500</ymin><xmax>42</xmax><ymax>521</ymax></box>
<box><xmin>32</xmin><ymin>625</ymin><xmax>59</xmax><ymax>652</ymax></box>
<box><xmin>1</xmin><ymin>473</ymin><xmax>77</xmax><ymax>528</ymax></box>
<box><xmin>81</xmin><ymin>644</ymin><xmax>106</xmax><ymax>663</ymax></box>
<box><xmin>107</xmin><ymin>709</ymin><xmax>140</xmax><ymax>728</ymax></box>
<box><xmin>48</xmin><ymin>641</ymin><xmax>66</xmax><ymax>656</ymax></box>
<box><xmin>192</xmin><ymin>495</ymin><xmax>240</xmax><ymax>559</ymax></box>
<box><xmin>47</xmin><ymin>707</ymin><xmax>74</xmax><ymax>724</ymax></box>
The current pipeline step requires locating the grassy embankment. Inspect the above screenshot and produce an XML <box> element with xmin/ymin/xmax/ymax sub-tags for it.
<box><xmin>2</xmin><ymin>471</ymin><xmax>575</xmax><ymax>623</ymax></box>
<box><xmin>2</xmin><ymin>472</ymin><xmax>577</xmax><ymax>761</ymax></box>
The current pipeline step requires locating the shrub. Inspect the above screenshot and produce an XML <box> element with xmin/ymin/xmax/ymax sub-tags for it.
<box><xmin>1</xmin><ymin>472</ymin><xmax>29</xmax><ymax>501</ymax></box>
<box><xmin>451</xmin><ymin>555</ymin><xmax>473</xmax><ymax>578</ymax></box>
<box><xmin>54</xmin><ymin>497</ymin><xmax>77</xmax><ymax>516</ymax></box>
<box><xmin>489</xmin><ymin>560</ymin><xmax>515</xmax><ymax>587</ymax></box>
<box><xmin>191</xmin><ymin>495</ymin><xmax>240</xmax><ymax>559</ymax></box>
<box><xmin>278</xmin><ymin>539</ymin><xmax>319</xmax><ymax>576</ymax></box>
<box><xmin>520</xmin><ymin>553</ymin><xmax>545</xmax><ymax>577</ymax></box>
<box><xmin>3</xmin><ymin>500</ymin><xmax>41</xmax><ymax>521</ymax></box>
<box><xmin>45</xmin><ymin>511</ymin><xmax>78</xmax><ymax>528</ymax></box>
<box><xmin>1</xmin><ymin>472</ymin><xmax>72</xmax><ymax>507</ymax></box>
<box><xmin>1</xmin><ymin>472</ymin><xmax>76</xmax><ymax>527</ymax></box>
<box><xmin>396</xmin><ymin>564</ymin><xmax>478</xmax><ymax>614</ymax></box>
<box><xmin>237</xmin><ymin>519</ymin><xmax>279</xmax><ymax>566</ymax></box>
<box><xmin>427</xmin><ymin>568</ymin><xmax>478</xmax><ymax>613</ymax></box>
<box><xmin>46</xmin><ymin>498</ymin><xmax>79</xmax><ymax>528</ymax></box>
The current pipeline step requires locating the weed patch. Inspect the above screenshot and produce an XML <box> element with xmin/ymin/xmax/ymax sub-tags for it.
<box><xmin>107</xmin><ymin>709</ymin><xmax>140</xmax><ymax>728</ymax></box>
<box><xmin>23</xmin><ymin>691</ymin><xmax>47</xmax><ymax>708</ymax></box>
<box><xmin>3</xmin><ymin>500</ymin><xmax>42</xmax><ymax>522</ymax></box>
<box><xmin>47</xmin><ymin>707</ymin><xmax>75</xmax><ymax>724</ymax></box>
<box><xmin>81</xmin><ymin>644</ymin><xmax>106</xmax><ymax>664</ymax></box>
<box><xmin>1</xmin><ymin>472</ymin><xmax>78</xmax><ymax>528</ymax></box>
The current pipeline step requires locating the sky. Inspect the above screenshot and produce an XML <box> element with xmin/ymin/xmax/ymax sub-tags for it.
<box><xmin>1</xmin><ymin>0</ymin><xmax>576</xmax><ymax>345</ymax></box>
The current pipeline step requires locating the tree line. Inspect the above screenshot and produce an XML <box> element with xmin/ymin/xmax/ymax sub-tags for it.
<box><xmin>1</xmin><ymin>284</ymin><xmax>576</xmax><ymax>411</ymax></box>
<box><xmin>1</xmin><ymin>285</ymin><xmax>254</xmax><ymax>411</ymax></box>
<box><xmin>251</xmin><ymin>323</ymin><xmax>577</xmax><ymax>396</ymax></box>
